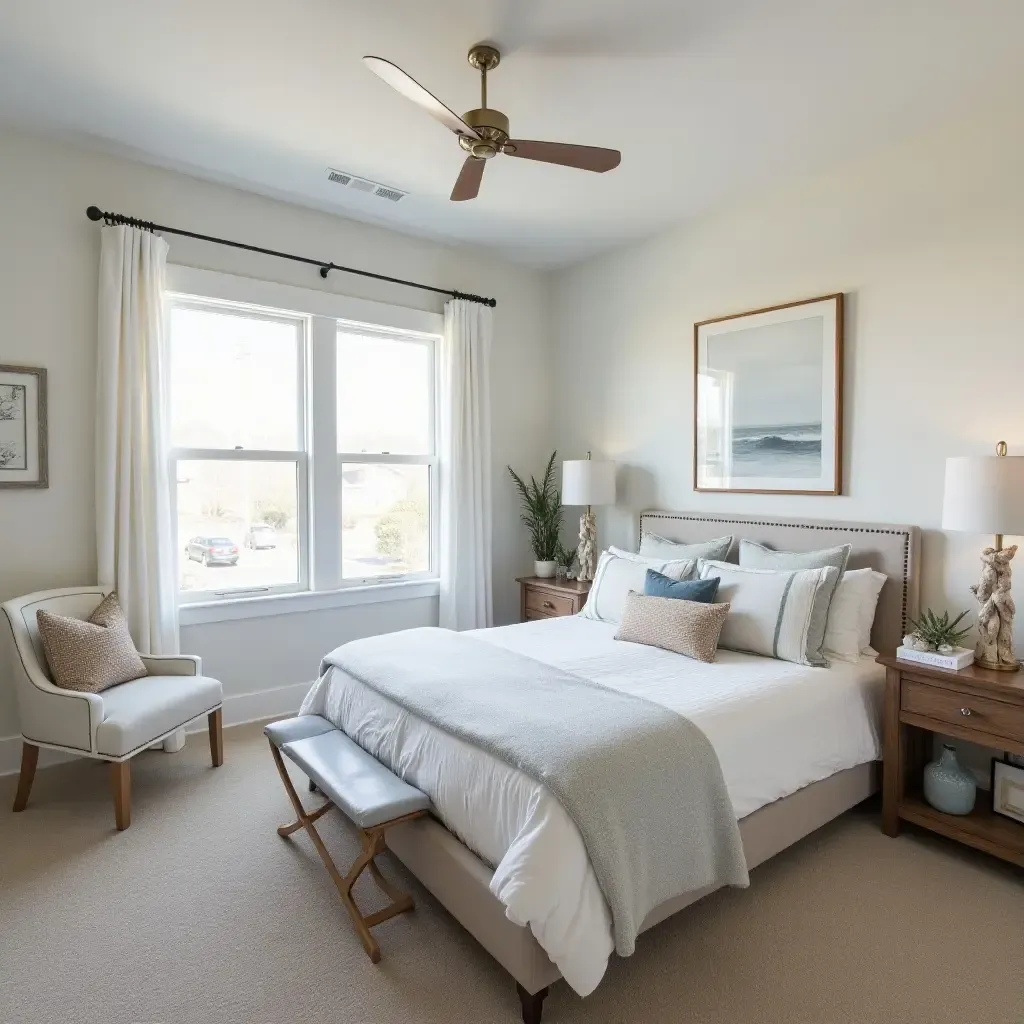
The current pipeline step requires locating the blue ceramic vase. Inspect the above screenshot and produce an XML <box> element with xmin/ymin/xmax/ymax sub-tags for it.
<box><xmin>923</xmin><ymin>744</ymin><xmax>976</xmax><ymax>815</ymax></box>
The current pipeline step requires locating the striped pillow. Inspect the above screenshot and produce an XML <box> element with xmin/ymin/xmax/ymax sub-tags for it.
<box><xmin>581</xmin><ymin>550</ymin><xmax>697</xmax><ymax>624</ymax></box>
<box><xmin>697</xmin><ymin>560</ymin><xmax>840</xmax><ymax>667</ymax></box>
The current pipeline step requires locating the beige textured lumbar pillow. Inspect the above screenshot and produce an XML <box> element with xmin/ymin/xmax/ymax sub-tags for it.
<box><xmin>36</xmin><ymin>592</ymin><xmax>147</xmax><ymax>693</ymax></box>
<box><xmin>614</xmin><ymin>591</ymin><xmax>731</xmax><ymax>663</ymax></box>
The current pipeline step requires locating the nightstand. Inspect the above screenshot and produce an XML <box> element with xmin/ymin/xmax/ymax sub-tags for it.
<box><xmin>877</xmin><ymin>653</ymin><xmax>1024</xmax><ymax>867</ymax></box>
<box><xmin>516</xmin><ymin>576</ymin><xmax>591</xmax><ymax>622</ymax></box>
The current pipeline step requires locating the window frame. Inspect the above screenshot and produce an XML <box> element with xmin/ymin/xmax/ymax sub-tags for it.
<box><xmin>165</xmin><ymin>266</ymin><xmax>444</xmax><ymax>617</ymax></box>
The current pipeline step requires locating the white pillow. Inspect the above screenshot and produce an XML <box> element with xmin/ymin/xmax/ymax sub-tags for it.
<box><xmin>823</xmin><ymin>568</ymin><xmax>887</xmax><ymax>662</ymax></box>
<box><xmin>697</xmin><ymin>559</ymin><xmax>840</xmax><ymax>667</ymax></box>
<box><xmin>638</xmin><ymin>533</ymin><xmax>733</xmax><ymax>561</ymax></box>
<box><xmin>581</xmin><ymin>550</ymin><xmax>697</xmax><ymax>624</ymax></box>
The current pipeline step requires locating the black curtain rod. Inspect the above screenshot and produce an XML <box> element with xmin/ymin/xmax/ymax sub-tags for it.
<box><xmin>84</xmin><ymin>206</ymin><xmax>497</xmax><ymax>308</ymax></box>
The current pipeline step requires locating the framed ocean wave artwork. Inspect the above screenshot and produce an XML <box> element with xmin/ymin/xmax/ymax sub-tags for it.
<box><xmin>693</xmin><ymin>294</ymin><xmax>843</xmax><ymax>495</ymax></box>
<box><xmin>0</xmin><ymin>364</ymin><xmax>48</xmax><ymax>489</ymax></box>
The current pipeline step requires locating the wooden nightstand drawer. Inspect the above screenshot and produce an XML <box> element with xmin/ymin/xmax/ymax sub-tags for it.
<box><xmin>902</xmin><ymin>678</ymin><xmax>1024</xmax><ymax>742</ymax></box>
<box><xmin>516</xmin><ymin>576</ymin><xmax>591</xmax><ymax>622</ymax></box>
<box><xmin>524</xmin><ymin>590</ymin><xmax>575</xmax><ymax>618</ymax></box>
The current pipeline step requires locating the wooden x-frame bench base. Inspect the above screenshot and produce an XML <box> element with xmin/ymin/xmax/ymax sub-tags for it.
<box><xmin>269</xmin><ymin>740</ymin><xmax>426</xmax><ymax>963</ymax></box>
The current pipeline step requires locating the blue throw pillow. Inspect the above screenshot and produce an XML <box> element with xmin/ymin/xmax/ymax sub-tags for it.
<box><xmin>644</xmin><ymin>569</ymin><xmax>720</xmax><ymax>603</ymax></box>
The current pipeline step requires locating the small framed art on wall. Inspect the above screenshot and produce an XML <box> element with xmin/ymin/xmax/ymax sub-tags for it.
<box><xmin>0</xmin><ymin>364</ymin><xmax>48</xmax><ymax>489</ymax></box>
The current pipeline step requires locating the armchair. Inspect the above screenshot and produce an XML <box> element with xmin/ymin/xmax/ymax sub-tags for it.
<box><xmin>3</xmin><ymin>585</ymin><xmax>224</xmax><ymax>830</ymax></box>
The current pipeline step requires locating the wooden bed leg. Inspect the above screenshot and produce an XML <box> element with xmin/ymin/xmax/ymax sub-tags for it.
<box><xmin>516</xmin><ymin>983</ymin><xmax>549</xmax><ymax>1024</ymax></box>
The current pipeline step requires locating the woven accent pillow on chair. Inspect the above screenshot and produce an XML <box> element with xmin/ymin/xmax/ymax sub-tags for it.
<box><xmin>36</xmin><ymin>592</ymin><xmax>147</xmax><ymax>693</ymax></box>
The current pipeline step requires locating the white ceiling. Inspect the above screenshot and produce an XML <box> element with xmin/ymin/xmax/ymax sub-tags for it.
<box><xmin>1</xmin><ymin>0</ymin><xmax>1022</xmax><ymax>267</ymax></box>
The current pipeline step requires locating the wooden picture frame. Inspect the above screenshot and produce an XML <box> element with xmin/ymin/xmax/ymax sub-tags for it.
<box><xmin>0</xmin><ymin>364</ymin><xmax>48</xmax><ymax>489</ymax></box>
<box><xmin>693</xmin><ymin>293</ymin><xmax>843</xmax><ymax>495</ymax></box>
<box><xmin>991</xmin><ymin>757</ymin><xmax>1024</xmax><ymax>826</ymax></box>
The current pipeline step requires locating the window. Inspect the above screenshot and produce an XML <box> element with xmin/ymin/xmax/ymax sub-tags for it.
<box><xmin>169</xmin><ymin>301</ymin><xmax>307</xmax><ymax>600</ymax></box>
<box><xmin>337</xmin><ymin>328</ymin><xmax>435</xmax><ymax>581</ymax></box>
<box><xmin>167</xmin><ymin>274</ymin><xmax>439</xmax><ymax>608</ymax></box>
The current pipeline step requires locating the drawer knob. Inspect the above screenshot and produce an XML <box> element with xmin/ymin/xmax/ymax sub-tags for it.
<box><xmin>543</xmin><ymin>601</ymin><xmax>554</xmax><ymax>610</ymax></box>
<box><xmin>960</xmin><ymin>707</ymin><xmax>972</xmax><ymax>717</ymax></box>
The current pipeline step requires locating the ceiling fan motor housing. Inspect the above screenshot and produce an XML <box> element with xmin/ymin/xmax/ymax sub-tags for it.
<box><xmin>459</xmin><ymin>108</ymin><xmax>509</xmax><ymax>159</ymax></box>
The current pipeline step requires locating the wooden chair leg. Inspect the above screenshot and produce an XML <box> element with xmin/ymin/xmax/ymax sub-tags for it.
<box><xmin>110</xmin><ymin>760</ymin><xmax>131</xmax><ymax>831</ymax></box>
<box><xmin>12</xmin><ymin>742</ymin><xmax>39</xmax><ymax>812</ymax></box>
<box><xmin>516</xmin><ymin>983</ymin><xmax>549</xmax><ymax>1024</ymax></box>
<box><xmin>208</xmin><ymin>708</ymin><xmax>224</xmax><ymax>767</ymax></box>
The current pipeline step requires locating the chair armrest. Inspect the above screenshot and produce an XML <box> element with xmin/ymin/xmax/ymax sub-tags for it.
<box><xmin>3</xmin><ymin>601</ymin><xmax>103</xmax><ymax>753</ymax></box>
<box><xmin>10</xmin><ymin>661</ymin><xmax>103</xmax><ymax>753</ymax></box>
<box><xmin>140</xmin><ymin>654</ymin><xmax>202</xmax><ymax>677</ymax></box>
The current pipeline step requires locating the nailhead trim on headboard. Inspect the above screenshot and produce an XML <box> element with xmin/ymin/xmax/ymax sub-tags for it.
<box><xmin>639</xmin><ymin>512</ymin><xmax>914</xmax><ymax>633</ymax></box>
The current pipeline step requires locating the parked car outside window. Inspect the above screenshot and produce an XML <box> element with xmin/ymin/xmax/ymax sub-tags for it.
<box><xmin>185</xmin><ymin>536</ymin><xmax>239</xmax><ymax>566</ymax></box>
<box><xmin>244</xmin><ymin>524</ymin><xmax>278</xmax><ymax>550</ymax></box>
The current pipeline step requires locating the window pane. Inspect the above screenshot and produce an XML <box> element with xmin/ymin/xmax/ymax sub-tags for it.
<box><xmin>177</xmin><ymin>460</ymin><xmax>300</xmax><ymax>593</ymax></box>
<box><xmin>337</xmin><ymin>331</ymin><xmax>430</xmax><ymax>454</ymax></box>
<box><xmin>341</xmin><ymin>464</ymin><xmax>429</xmax><ymax>578</ymax></box>
<box><xmin>170</xmin><ymin>305</ymin><xmax>300</xmax><ymax>450</ymax></box>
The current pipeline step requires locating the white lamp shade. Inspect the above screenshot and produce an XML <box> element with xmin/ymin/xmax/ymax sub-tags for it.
<box><xmin>562</xmin><ymin>459</ymin><xmax>616</xmax><ymax>507</ymax></box>
<box><xmin>942</xmin><ymin>455</ymin><xmax>1024</xmax><ymax>536</ymax></box>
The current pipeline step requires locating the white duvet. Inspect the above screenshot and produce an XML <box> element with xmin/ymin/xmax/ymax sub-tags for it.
<box><xmin>299</xmin><ymin>615</ymin><xmax>884</xmax><ymax>996</ymax></box>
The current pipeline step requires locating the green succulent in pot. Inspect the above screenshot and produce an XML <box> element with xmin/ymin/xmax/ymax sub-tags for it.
<box><xmin>508</xmin><ymin>451</ymin><xmax>564</xmax><ymax>578</ymax></box>
<box><xmin>907</xmin><ymin>608</ymin><xmax>972</xmax><ymax>651</ymax></box>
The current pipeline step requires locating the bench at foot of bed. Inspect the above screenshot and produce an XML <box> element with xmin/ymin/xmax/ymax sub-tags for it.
<box><xmin>265</xmin><ymin>714</ymin><xmax>429</xmax><ymax>963</ymax></box>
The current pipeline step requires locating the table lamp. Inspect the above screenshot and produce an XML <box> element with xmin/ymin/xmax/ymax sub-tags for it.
<box><xmin>942</xmin><ymin>441</ymin><xmax>1024</xmax><ymax>671</ymax></box>
<box><xmin>562</xmin><ymin>453</ymin><xmax>616</xmax><ymax>582</ymax></box>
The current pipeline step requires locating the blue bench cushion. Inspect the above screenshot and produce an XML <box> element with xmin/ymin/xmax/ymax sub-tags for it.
<box><xmin>265</xmin><ymin>714</ymin><xmax>337</xmax><ymax>747</ymax></box>
<box><xmin>281</xmin><ymin>730</ymin><xmax>430</xmax><ymax>830</ymax></box>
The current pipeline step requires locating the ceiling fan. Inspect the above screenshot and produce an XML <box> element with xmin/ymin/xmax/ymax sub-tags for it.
<box><xmin>363</xmin><ymin>44</ymin><xmax>622</xmax><ymax>202</ymax></box>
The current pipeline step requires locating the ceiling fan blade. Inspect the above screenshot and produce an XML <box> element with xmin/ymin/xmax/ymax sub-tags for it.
<box><xmin>363</xmin><ymin>56</ymin><xmax>480</xmax><ymax>138</ymax></box>
<box><xmin>451</xmin><ymin>157</ymin><xmax>486</xmax><ymax>202</ymax></box>
<box><xmin>504</xmin><ymin>140</ymin><xmax>621</xmax><ymax>172</ymax></box>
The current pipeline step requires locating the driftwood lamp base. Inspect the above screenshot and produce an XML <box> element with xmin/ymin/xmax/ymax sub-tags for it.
<box><xmin>971</xmin><ymin>542</ymin><xmax>1019</xmax><ymax>672</ymax></box>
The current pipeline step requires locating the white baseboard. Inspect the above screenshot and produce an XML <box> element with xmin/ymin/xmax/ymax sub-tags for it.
<box><xmin>0</xmin><ymin>680</ymin><xmax>311</xmax><ymax>777</ymax></box>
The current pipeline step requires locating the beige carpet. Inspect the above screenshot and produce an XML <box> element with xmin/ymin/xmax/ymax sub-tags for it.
<box><xmin>2</xmin><ymin>724</ymin><xmax>1022</xmax><ymax>1024</ymax></box>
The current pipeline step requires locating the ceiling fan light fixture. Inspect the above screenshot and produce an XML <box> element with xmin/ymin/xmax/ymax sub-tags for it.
<box><xmin>364</xmin><ymin>43</ymin><xmax>621</xmax><ymax>201</ymax></box>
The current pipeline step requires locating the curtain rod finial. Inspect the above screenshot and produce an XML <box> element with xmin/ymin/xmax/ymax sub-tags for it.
<box><xmin>86</xmin><ymin>206</ymin><xmax>104</xmax><ymax>222</ymax></box>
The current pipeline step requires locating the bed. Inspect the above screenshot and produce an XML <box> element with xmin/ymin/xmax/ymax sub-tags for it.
<box><xmin>301</xmin><ymin>511</ymin><xmax>919</xmax><ymax>1020</ymax></box>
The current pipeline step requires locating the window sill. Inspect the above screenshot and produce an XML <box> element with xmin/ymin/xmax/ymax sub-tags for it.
<box><xmin>178</xmin><ymin>578</ymin><xmax>440</xmax><ymax>626</ymax></box>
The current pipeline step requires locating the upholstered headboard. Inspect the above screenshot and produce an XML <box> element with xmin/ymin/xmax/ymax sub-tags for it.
<box><xmin>638</xmin><ymin>510</ymin><xmax>920</xmax><ymax>654</ymax></box>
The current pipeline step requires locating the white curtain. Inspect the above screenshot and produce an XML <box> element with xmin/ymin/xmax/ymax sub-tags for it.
<box><xmin>439</xmin><ymin>299</ymin><xmax>493</xmax><ymax>631</ymax></box>
<box><xmin>96</xmin><ymin>225</ymin><xmax>178</xmax><ymax>655</ymax></box>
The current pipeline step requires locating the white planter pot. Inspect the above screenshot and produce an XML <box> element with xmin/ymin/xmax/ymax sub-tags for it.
<box><xmin>534</xmin><ymin>560</ymin><xmax>557</xmax><ymax>578</ymax></box>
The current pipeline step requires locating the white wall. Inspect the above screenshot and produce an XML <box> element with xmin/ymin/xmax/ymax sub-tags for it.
<box><xmin>0</xmin><ymin>125</ymin><xmax>551</xmax><ymax>769</ymax></box>
<box><xmin>553</xmin><ymin>105</ymin><xmax>1024</xmax><ymax>653</ymax></box>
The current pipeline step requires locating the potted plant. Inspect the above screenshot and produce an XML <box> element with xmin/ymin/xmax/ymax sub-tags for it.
<box><xmin>904</xmin><ymin>608</ymin><xmax>972</xmax><ymax>653</ymax></box>
<box><xmin>555</xmin><ymin>542</ymin><xmax>577</xmax><ymax>581</ymax></box>
<box><xmin>508</xmin><ymin>452</ymin><xmax>563</xmax><ymax>578</ymax></box>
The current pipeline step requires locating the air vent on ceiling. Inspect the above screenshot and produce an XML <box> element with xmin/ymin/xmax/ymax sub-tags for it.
<box><xmin>327</xmin><ymin>168</ymin><xmax>407</xmax><ymax>202</ymax></box>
